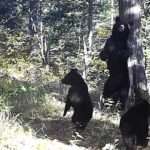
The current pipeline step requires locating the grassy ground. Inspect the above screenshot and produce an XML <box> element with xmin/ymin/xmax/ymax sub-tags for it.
<box><xmin>0</xmin><ymin>107</ymin><xmax>123</xmax><ymax>150</ymax></box>
<box><xmin>1</xmin><ymin>104</ymin><xmax>150</xmax><ymax>150</ymax></box>
<box><xmin>0</xmin><ymin>61</ymin><xmax>150</xmax><ymax>150</ymax></box>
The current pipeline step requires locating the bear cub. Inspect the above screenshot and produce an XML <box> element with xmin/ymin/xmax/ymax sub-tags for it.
<box><xmin>119</xmin><ymin>100</ymin><xmax>150</xmax><ymax>149</ymax></box>
<box><xmin>61</xmin><ymin>68</ymin><xmax>93</xmax><ymax>130</ymax></box>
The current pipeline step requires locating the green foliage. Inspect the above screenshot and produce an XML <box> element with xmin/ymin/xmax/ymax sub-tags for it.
<box><xmin>92</xmin><ymin>57</ymin><xmax>107</xmax><ymax>74</ymax></box>
<box><xmin>0</xmin><ymin>54</ymin><xmax>60</xmax><ymax>115</ymax></box>
<box><xmin>0</xmin><ymin>0</ymin><xmax>134</xmax><ymax>119</ymax></box>
<box><xmin>96</xmin><ymin>26</ymin><xmax>111</xmax><ymax>38</ymax></box>
<box><xmin>0</xmin><ymin>77</ymin><xmax>44</xmax><ymax>111</ymax></box>
<box><xmin>0</xmin><ymin>0</ymin><xmax>117</xmax><ymax>116</ymax></box>
<box><xmin>0</xmin><ymin>28</ymin><xmax>28</xmax><ymax>60</ymax></box>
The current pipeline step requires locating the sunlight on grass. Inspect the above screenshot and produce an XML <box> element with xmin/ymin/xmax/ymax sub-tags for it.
<box><xmin>0</xmin><ymin>112</ymin><xmax>37</xmax><ymax>150</ymax></box>
<box><xmin>0</xmin><ymin>112</ymin><xmax>88</xmax><ymax>150</ymax></box>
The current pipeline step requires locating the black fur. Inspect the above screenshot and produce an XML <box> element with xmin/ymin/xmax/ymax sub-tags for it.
<box><xmin>100</xmin><ymin>16</ymin><xmax>130</xmax><ymax>109</ymax></box>
<box><xmin>119</xmin><ymin>100</ymin><xmax>150</xmax><ymax>149</ymax></box>
<box><xmin>62</xmin><ymin>69</ymin><xmax>93</xmax><ymax>129</ymax></box>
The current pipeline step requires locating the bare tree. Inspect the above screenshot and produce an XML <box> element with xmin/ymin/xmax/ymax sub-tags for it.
<box><xmin>28</xmin><ymin>0</ymin><xmax>40</xmax><ymax>56</ymax></box>
<box><xmin>88</xmin><ymin>0</ymin><xmax>93</xmax><ymax>53</ymax></box>
<box><xmin>83</xmin><ymin>0</ymin><xmax>93</xmax><ymax>79</ymax></box>
<box><xmin>110</xmin><ymin>0</ymin><xmax>114</xmax><ymax>28</ymax></box>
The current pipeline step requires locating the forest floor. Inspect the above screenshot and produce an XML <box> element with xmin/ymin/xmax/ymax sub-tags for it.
<box><xmin>1</xmin><ymin>64</ymin><xmax>150</xmax><ymax>150</ymax></box>
<box><xmin>1</xmin><ymin>97</ymin><xmax>150</xmax><ymax>150</ymax></box>
<box><xmin>26</xmin><ymin>99</ymin><xmax>121</xmax><ymax>150</ymax></box>
<box><xmin>24</xmin><ymin>97</ymin><xmax>150</xmax><ymax>150</ymax></box>
<box><xmin>25</xmin><ymin>98</ymin><xmax>123</xmax><ymax>150</ymax></box>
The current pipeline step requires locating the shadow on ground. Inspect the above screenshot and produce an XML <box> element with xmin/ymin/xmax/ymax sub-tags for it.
<box><xmin>27</xmin><ymin>117</ymin><xmax>124</xmax><ymax>149</ymax></box>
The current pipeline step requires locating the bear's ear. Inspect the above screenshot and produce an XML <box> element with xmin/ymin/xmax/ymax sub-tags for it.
<box><xmin>71</xmin><ymin>68</ymin><xmax>78</xmax><ymax>72</ymax></box>
<box><xmin>115</xmin><ymin>16</ymin><xmax>120</xmax><ymax>23</ymax></box>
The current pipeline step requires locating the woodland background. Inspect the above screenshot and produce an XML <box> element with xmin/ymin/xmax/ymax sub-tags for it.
<box><xmin>0</xmin><ymin>0</ymin><xmax>150</xmax><ymax>149</ymax></box>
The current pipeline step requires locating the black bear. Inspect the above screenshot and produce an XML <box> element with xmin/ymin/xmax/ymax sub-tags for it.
<box><xmin>119</xmin><ymin>100</ymin><xmax>150</xmax><ymax>149</ymax></box>
<box><xmin>100</xmin><ymin>16</ymin><xmax>130</xmax><ymax>109</ymax></box>
<box><xmin>61</xmin><ymin>68</ymin><xmax>93</xmax><ymax>130</ymax></box>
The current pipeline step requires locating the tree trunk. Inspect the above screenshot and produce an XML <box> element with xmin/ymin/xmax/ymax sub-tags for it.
<box><xmin>118</xmin><ymin>0</ymin><xmax>149</xmax><ymax>108</ymax></box>
<box><xmin>82</xmin><ymin>0</ymin><xmax>93</xmax><ymax>79</ymax></box>
<box><xmin>88</xmin><ymin>0</ymin><xmax>93</xmax><ymax>53</ymax></box>
<box><xmin>28</xmin><ymin>0</ymin><xmax>40</xmax><ymax>56</ymax></box>
<box><xmin>83</xmin><ymin>36</ymin><xmax>88</xmax><ymax>79</ymax></box>
<box><xmin>110</xmin><ymin>0</ymin><xmax>114</xmax><ymax>29</ymax></box>
<box><xmin>40</xmin><ymin>20</ymin><xmax>44</xmax><ymax>63</ymax></box>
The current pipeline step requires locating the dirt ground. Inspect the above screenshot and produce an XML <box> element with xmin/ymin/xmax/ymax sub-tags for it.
<box><xmin>26</xmin><ymin>109</ymin><xmax>125</xmax><ymax>150</ymax></box>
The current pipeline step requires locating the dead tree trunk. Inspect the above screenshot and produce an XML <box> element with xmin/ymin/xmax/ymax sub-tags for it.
<box><xmin>28</xmin><ymin>0</ymin><xmax>40</xmax><ymax>56</ymax></box>
<box><xmin>81</xmin><ymin>0</ymin><xmax>93</xmax><ymax>80</ymax></box>
<box><xmin>110</xmin><ymin>0</ymin><xmax>114</xmax><ymax>29</ymax></box>
<box><xmin>88</xmin><ymin>0</ymin><xmax>93</xmax><ymax>53</ymax></box>
<box><xmin>119</xmin><ymin>0</ymin><xmax>149</xmax><ymax>108</ymax></box>
<box><xmin>82</xmin><ymin>0</ymin><xmax>93</xmax><ymax>79</ymax></box>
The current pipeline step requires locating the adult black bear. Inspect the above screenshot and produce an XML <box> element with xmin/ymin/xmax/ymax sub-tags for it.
<box><xmin>119</xmin><ymin>100</ymin><xmax>150</xmax><ymax>149</ymax></box>
<box><xmin>61</xmin><ymin>69</ymin><xmax>93</xmax><ymax>129</ymax></box>
<box><xmin>100</xmin><ymin>16</ymin><xmax>130</xmax><ymax>109</ymax></box>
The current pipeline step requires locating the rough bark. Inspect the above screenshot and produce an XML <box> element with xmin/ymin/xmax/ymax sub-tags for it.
<box><xmin>28</xmin><ymin>0</ymin><xmax>40</xmax><ymax>56</ymax></box>
<box><xmin>88</xmin><ymin>0</ymin><xmax>93</xmax><ymax>52</ymax></box>
<box><xmin>82</xmin><ymin>0</ymin><xmax>93</xmax><ymax>79</ymax></box>
<box><xmin>83</xmin><ymin>36</ymin><xmax>88</xmax><ymax>79</ymax></box>
<box><xmin>118</xmin><ymin>0</ymin><xmax>149</xmax><ymax>108</ymax></box>
<box><xmin>111</xmin><ymin>0</ymin><xmax>114</xmax><ymax>29</ymax></box>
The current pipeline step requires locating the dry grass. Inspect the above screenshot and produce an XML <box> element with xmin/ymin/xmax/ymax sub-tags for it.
<box><xmin>0</xmin><ymin>64</ymin><xmax>150</xmax><ymax>150</ymax></box>
<box><xmin>0</xmin><ymin>111</ymin><xmax>87</xmax><ymax>150</ymax></box>
<box><xmin>0</xmin><ymin>108</ymin><xmax>121</xmax><ymax>150</ymax></box>
<box><xmin>1</xmin><ymin>98</ymin><xmax>150</xmax><ymax>150</ymax></box>
<box><xmin>24</xmin><ymin>107</ymin><xmax>124</xmax><ymax>150</ymax></box>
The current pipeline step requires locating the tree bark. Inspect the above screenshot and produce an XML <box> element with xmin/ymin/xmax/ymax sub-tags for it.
<box><xmin>28</xmin><ymin>0</ymin><xmax>40</xmax><ymax>56</ymax></box>
<box><xmin>82</xmin><ymin>0</ymin><xmax>93</xmax><ymax>79</ymax></box>
<box><xmin>88</xmin><ymin>0</ymin><xmax>93</xmax><ymax>53</ymax></box>
<box><xmin>111</xmin><ymin>0</ymin><xmax>114</xmax><ymax>29</ymax></box>
<box><xmin>83</xmin><ymin>36</ymin><xmax>88</xmax><ymax>79</ymax></box>
<box><xmin>118</xmin><ymin>0</ymin><xmax>149</xmax><ymax>108</ymax></box>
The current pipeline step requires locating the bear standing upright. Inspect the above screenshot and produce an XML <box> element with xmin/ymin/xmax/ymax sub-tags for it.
<box><xmin>99</xmin><ymin>16</ymin><xmax>130</xmax><ymax>109</ymax></box>
<box><xmin>61</xmin><ymin>68</ymin><xmax>93</xmax><ymax>130</ymax></box>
